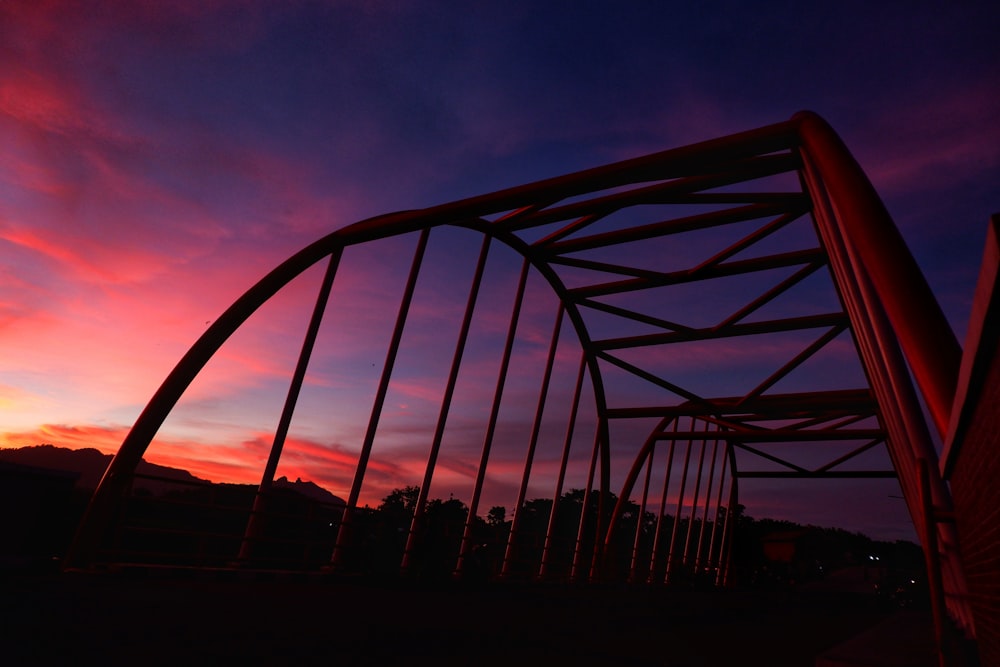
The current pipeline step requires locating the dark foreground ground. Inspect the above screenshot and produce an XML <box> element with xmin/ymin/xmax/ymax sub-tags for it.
<box><xmin>2</xmin><ymin>568</ymin><xmax>938</xmax><ymax>667</ymax></box>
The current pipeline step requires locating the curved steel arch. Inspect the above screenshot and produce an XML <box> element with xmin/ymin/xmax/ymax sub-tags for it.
<box><xmin>65</xmin><ymin>112</ymin><xmax>971</xmax><ymax>633</ymax></box>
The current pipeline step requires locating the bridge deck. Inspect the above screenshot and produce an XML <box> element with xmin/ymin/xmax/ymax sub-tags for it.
<box><xmin>5</xmin><ymin>570</ymin><xmax>937</xmax><ymax>666</ymax></box>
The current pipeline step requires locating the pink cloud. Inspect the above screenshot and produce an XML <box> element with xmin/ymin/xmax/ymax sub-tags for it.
<box><xmin>1</xmin><ymin>101</ymin><xmax>390</xmax><ymax>434</ymax></box>
<box><xmin>143</xmin><ymin>437</ymin><xmax>267</xmax><ymax>485</ymax></box>
<box><xmin>1</xmin><ymin>24</ymin><xmax>365</xmax><ymax>294</ymax></box>
<box><xmin>1</xmin><ymin>423</ymin><xmax>132</xmax><ymax>456</ymax></box>
<box><xmin>0</xmin><ymin>1</ymin><xmax>284</xmax><ymax>62</ymax></box>
<box><xmin>0</xmin><ymin>67</ymin><xmax>96</xmax><ymax>139</ymax></box>
<box><xmin>0</xmin><ymin>419</ymin><xmax>393</xmax><ymax>496</ymax></box>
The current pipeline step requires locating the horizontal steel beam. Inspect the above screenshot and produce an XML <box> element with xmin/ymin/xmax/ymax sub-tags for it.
<box><xmin>605</xmin><ymin>389</ymin><xmax>877</xmax><ymax>419</ymax></box>
<box><xmin>546</xmin><ymin>198</ymin><xmax>808</xmax><ymax>255</ymax></box>
<box><xmin>655</xmin><ymin>429</ymin><xmax>884</xmax><ymax>442</ymax></box>
<box><xmin>594</xmin><ymin>312</ymin><xmax>847</xmax><ymax>349</ymax></box>
<box><xmin>737</xmin><ymin>471</ymin><xmax>897</xmax><ymax>478</ymax></box>
<box><xmin>565</xmin><ymin>248</ymin><xmax>826</xmax><ymax>299</ymax></box>
<box><xmin>509</xmin><ymin>153</ymin><xmax>803</xmax><ymax>233</ymax></box>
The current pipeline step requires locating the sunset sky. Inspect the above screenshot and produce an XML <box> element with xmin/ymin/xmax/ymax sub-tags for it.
<box><xmin>1</xmin><ymin>2</ymin><xmax>997</xmax><ymax>540</ymax></box>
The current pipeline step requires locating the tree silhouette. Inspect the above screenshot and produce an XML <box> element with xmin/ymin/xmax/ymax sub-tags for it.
<box><xmin>486</xmin><ymin>506</ymin><xmax>506</xmax><ymax>527</ymax></box>
<box><xmin>0</xmin><ymin>443</ymin><xmax>927</xmax><ymax>589</ymax></box>
<box><xmin>379</xmin><ymin>485</ymin><xmax>419</xmax><ymax>514</ymax></box>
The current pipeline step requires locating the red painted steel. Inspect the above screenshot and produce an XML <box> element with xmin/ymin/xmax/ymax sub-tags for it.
<box><xmin>539</xmin><ymin>352</ymin><xmax>588</xmax><ymax>580</ymax></box>
<box><xmin>401</xmin><ymin>234</ymin><xmax>492</xmax><ymax>574</ymax></box>
<box><xmin>794</xmin><ymin>111</ymin><xmax>960</xmax><ymax>438</ymax></box>
<box><xmin>501</xmin><ymin>304</ymin><xmax>565</xmax><ymax>578</ymax></box>
<box><xmin>332</xmin><ymin>229</ymin><xmax>429</xmax><ymax>569</ymax></box>
<box><xmin>455</xmin><ymin>258</ymin><xmax>531</xmax><ymax>577</ymax></box>
<box><xmin>61</xmin><ymin>112</ymin><xmax>980</xmax><ymax>646</ymax></box>
<box><xmin>239</xmin><ymin>250</ymin><xmax>342</xmax><ymax>561</ymax></box>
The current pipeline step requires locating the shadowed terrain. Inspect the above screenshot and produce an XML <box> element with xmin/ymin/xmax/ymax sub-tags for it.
<box><xmin>4</xmin><ymin>570</ymin><xmax>932</xmax><ymax>667</ymax></box>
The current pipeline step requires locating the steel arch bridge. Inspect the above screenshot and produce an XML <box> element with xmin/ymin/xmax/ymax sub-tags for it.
<box><xmin>67</xmin><ymin>112</ymin><xmax>991</xmax><ymax>651</ymax></box>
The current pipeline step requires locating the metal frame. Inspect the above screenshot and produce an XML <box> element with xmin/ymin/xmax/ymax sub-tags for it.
<box><xmin>65</xmin><ymin>112</ymin><xmax>972</xmax><ymax>638</ymax></box>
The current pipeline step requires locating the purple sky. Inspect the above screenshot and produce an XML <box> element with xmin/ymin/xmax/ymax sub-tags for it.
<box><xmin>1</xmin><ymin>2</ymin><xmax>997</xmax><ymax>540</ymax></box>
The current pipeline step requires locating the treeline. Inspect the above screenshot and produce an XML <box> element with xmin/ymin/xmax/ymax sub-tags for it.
<box><xmin>331</xmin><ymin>485</ymin><xmax>658</xmax><ymax>582</ymax></box>
<box><xmin>342</xmin><ymin>488</ymin><xmax>924</xmax><ymax>587</ymax></box>
<box><xmin>4</xmin><ymin>459</ymin><xmax>924</xmax><ymax>590</ymax></box>
<box><xmin>104</xmin><ymin>482</ymin><xmax>711</xmax><ymax>581</ymax></box>
<box><xmin>730</xmin><ymin>510</ymin><xmax>925</xmax><ymax>589</ymax></box>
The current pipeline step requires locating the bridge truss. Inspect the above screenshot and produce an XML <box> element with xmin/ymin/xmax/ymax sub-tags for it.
<box><xmin>68</xmin><ymin>112</ymin><xmax>974</xmax><ymax>638</ymax></box>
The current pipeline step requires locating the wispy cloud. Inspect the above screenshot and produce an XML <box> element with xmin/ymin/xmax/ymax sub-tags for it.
<box><xmin>859</xmin><ymin>80</ymin><xmax>1000</xmax><ymax>199</ymax></box>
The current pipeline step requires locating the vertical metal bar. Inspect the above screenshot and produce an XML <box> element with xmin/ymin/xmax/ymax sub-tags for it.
<box><xmin>695</xmin><ymin>433</ymin><xmax>720</xmax><ymax>572</ymax></box>
<box><xmin>628</xmin><ymin>439</ymin><xmax>656</xmax><ymax>583</ymax></box>
<box><xmin>588</xmin><ymin>463</ymin><xmax>607</xmax><ymax>581</ymax></box>
<box><xmin>501</xmin><ymin>303</ymin><xmax>565</xmax><ymax>578</ymax></box>
<box><xmin>717</xmin><ymin>449</ymin><xmax>739</xmax><ymax>588</ymax></box>
<box><xmin>801</xmin><ymin>149</ymin><xmax>971</xmax><ymax>631</ymax></box>
<box><xmin>331</xmin><ymin>229</ymin><xmax>430</xmax><ymax>568</ymax></box>
<box><xmin>539</xmin><ymin>351</ymin><xmax>587</xmax><ymax>580</ymax></box>
<box><xmin>589</xmin><ymin>387</ymin><xmax>614</xmax><ymax>582</ymax></box>
<box><xmin>647</xmin><ymin>418</ymin><xmax>679</xmax><ymax>583</ymax></box>
<box><xmin>919</xmin><ymin>457</ymin><xmax>950</xmax><ymax>667</ymax></box>
<box><xmin>706</xmin><ymin>442</ymin><xmax>729</xmax><ymax>574</ymax></box>
<box><xmin>401</xmin><ymin>234</ymin><xmax>492</xmax><ymax>574</ymax></box>
<box><xmin>599</xmin><ymin>417</ymin><xmax>671</xmax><ymax>581</ymax></box>
<box><xmin>802</xmin><ymin>151</ymin><xmax>925</xmax><ymax>534</ymax></box>
<box><xmin>455</xmin><ymin>258</ymin><xmax>531</xmax><ymax>577</ymax></box>
<box><xmin>570</xmin><ymin>427</ymin><xmax>601</xmax><ymax>582</ymax></box>
<box><xmin>665</xmin><ymin>416</ymin><xmax>695</xmax><ymax>583</ymax></box>
<box><xmin>858</xmin><ymin>262</ymin><xmax>972</xmax><ymax>632</ymax></box>
<box><xmin>682</xmin><ymin>421</ymin><xmax>710</xmax><ymax>567</ymax></box>
<box><xmin>239</xmin><ymin>249</ymin><xmax>342</xmax><ymax>561</ymax></box>
<box><xmin>796</xmin><ymin>111</ymin><xmax>960</xmax><ymax>437</ymax></box>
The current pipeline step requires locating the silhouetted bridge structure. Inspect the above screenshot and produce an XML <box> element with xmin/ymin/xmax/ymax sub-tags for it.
<box><xmin>65</xmin><ymin>112</ymin><xmax>998</xmax><ymax>665</ymax></box>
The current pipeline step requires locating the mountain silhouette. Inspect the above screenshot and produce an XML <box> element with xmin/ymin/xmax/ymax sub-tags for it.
<box><xmin>0</xmin><ymin>445</ymin><xmax>344</xmax><ymax>506</ymax></box>
<box><xmin>0</xmin><ymin>444</ymin><xmax>202</xmax><ymax>492</ymax></box>
<box><xmin>272</xmin><ymin>476</ymin><xmax>345</xmax><ymax>508</ymax></box>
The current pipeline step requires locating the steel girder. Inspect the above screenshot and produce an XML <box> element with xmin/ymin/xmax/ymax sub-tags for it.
<box><xmin>65</xmin><ymin>113</ymin><xmax>970</xmax><ymax>631</ymax></box>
